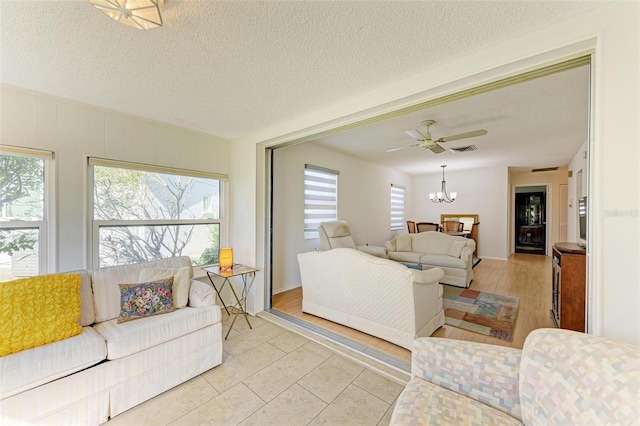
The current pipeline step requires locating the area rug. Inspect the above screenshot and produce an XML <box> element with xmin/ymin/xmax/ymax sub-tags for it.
<box><xmin>442</xmin><ymin>286</ymin><xmax>519</xmax><ymax>341</ymax></box>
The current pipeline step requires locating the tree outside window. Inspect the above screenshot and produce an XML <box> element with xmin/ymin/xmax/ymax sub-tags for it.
<box><xmin>0</xmin><ymin>153</ymin><xmax>46</xmax><ymax>280</ymax></box>
<box><xmin>92</xmin><ymin>164</ymin><xmax>222</xmax><ymax>268</ymax></box>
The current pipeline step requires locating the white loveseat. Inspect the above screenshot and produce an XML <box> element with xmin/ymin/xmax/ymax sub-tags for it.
<box><xmin>297</xmin><ymin>248</ymin><xmax>445</xmax><ymax>350</ymax></box>
<box><xmin>385</xmin><ymin>231</ymin><xmax>475</xmax><ymax>287</ymax></box>
<box><xmin>0</xmin><ymin>256</ymin><xmax>222</xmax><ymax>425</ymax></box>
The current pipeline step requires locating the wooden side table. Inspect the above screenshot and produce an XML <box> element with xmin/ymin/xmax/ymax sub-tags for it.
<box><xmin>204</xmin><ymin>265</ymin><xmax>258</xmax><ymax>339</ymax></box>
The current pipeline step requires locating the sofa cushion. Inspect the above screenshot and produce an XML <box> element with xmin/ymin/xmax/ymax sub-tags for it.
<box><xmin>0</xmin><ymin>326</ymin><xmax>106</xmax><ymax>399</ymax></box>
<box><xmin>519</xmin><ymin>329</ymin><xmax>640</xmax><ymax>425</ymax></box>
<box><xmin>388</xmin><ymin>252</ymin><xmax>423</xmax><ymax>264</ymax></box>
<box><xmin>0</xmin><ymin>273</ymin><xmax>82</xmax><ymax>357</ymax></box>
<box><xmin>329</xmin><ymin>235</ymin><xmax>357</xmax><ymax>249</ymax></box>
<box><xmin>411</xmin><ymin>231</ymin><xmax>453</xmax><ymax>255</ymax></box>
<box><xmin>396</xmin><ymin>235</ymin><xmax>413</xmax><ymax>252</ymax></box>
<box><xmin>391</xmin><ymin>377</ymin><xmax>521</xmax><ymax>425</ymax></box>
<box><xmin>188</xmin><ymin>279</ymin><xmax>216</xmax><ymax>308</ymax></box>
<box><xmin>92</xmin><ymin>256</ymin><xmax>193</xmax><ymax>323</ymax></box>
<box><xmin>447</xmin><ymin>240</ymin><xmax>467</xmax><ymax>258</ymax></box>
<box><xmin>420</xmin><ymin>254</ymin><xmax>467</xmax><ymax>269</ymax></box>
<box><xmin>93</xmin><ymin>305</ymin><xmax>221</xmax><ymax>360</ymax></box>
<box><xmin>139</xmin><ymin>266</ymin><xmax>191</xmax><ymax>309</ymax></box>
<box><xmin>67</xmin><ymin>269</ymin><xmax>95</xmax><ymax>326</ymax></box>
<box><xmin>117</xmin><ymin>278</ymin><xmax>177</xmax><ymax>323</ymax></box>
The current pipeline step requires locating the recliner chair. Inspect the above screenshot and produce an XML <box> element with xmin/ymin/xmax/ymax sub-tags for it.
<box><xmin>317</xmin><ymin>220</ymin><xmax>388</xmax><ymax>258</ymax></box>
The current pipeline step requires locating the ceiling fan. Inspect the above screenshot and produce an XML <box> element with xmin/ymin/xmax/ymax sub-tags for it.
<box><xmin>387</xmin><ymin>120</ymin><xmax>488</xmax><ymax>154</ymax></box>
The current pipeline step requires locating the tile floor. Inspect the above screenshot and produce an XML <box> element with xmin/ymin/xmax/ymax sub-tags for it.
<box><xmin>107</xmin><ymin>311</ymin><xmax>403</xmax><ymax>425</ymax></box>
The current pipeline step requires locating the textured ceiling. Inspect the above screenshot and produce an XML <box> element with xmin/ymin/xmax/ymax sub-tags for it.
<box><xmin>313</xmin><ymin>64</ymin><xmax>590</xmax><ymax>175</ymax></box>
<box><xmin>1</xmin><ymin>0</ymin><xmax>606</xmax><ymax>143</ymax></box>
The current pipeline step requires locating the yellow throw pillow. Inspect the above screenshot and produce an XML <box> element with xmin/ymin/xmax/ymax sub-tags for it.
<box><xmin>0</xmin><ymin>273</ymin><xmax>82</xmax><ymax>357</ymax></box>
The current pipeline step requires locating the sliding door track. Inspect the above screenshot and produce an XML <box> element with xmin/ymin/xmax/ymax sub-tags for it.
<box><xmin>259</xmin><ymin>309</ymin><xmax>411</xmax><ymax>383</ymax></box>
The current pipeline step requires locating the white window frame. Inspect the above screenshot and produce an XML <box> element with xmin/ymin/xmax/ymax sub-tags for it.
<box><xmin>0</xmin><ymin>145</ymin><xmax>54</xmax><ymax>276</ymax></box>
<box><xmin>88</xmin><ymin>157</ymin><xmax>228</xmax><ymax>269</ymax></box>
<box><xmin>304</xmin><ymin>164</ymin><xmax>339</xmax><ymax>239</ymax></box>
<box><xmin>390</xmin><ymin>184</ymin><xmax>405</xmax><ymax>231</ymax></box>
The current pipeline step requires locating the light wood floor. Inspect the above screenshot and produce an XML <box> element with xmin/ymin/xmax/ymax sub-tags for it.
<box><xmin>272</xmin><ymin>253</ymin><xmax>555</xmax><ymax>363</ymax></box>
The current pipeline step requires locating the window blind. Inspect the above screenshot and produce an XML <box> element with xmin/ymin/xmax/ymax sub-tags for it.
<box><xmin>304</xmin><ymin>164</ymin><xmax>338</xmax><ymax>239</ymax></box>
<box><xmin>390</xmin><ymin>184</ymin><xmax>405</xmax><ymax>231</ymax></box>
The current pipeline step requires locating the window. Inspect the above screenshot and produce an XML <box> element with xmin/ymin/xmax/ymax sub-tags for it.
<box><xmin>0</xmin><ymin>147</ymin><xmax>52</xmax><ymax>280</ymax></box>
<box><xmin>304</xmin><ymin>164</ymin><xmax>338</xmax><ymax>239</ymax></box>
<box><xmin>390</xmin><ymin>184</ymin><xmax>405</xmax><ymax>231</ymax></box>
<box><xmin>90</xmin><ymin>158</ymin><xmax>227</xmax><ymax>268</ymax></box>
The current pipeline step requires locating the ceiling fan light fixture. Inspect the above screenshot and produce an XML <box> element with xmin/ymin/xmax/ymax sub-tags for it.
<box><xmin>89</xmin><ymin>0</ymin><xmax>164</xmax><ymax>30</ymax></box>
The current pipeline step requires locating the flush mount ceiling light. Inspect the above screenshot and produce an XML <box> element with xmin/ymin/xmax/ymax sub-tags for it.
<box><xmin>89</xmin><ymin>0</ymin><xmax>164</xmax><ymax>30</ymax></box>
<box><xmin>430</xmin><ymin>165</ymin><xmax>457</xmax><ymax>203</ymax></box>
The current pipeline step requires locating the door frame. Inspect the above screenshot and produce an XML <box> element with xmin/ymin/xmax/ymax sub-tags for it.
<box><xmin>510</xmin><ymin>183</ymin><xmax>552</xmax><ymax>256</ymax></box>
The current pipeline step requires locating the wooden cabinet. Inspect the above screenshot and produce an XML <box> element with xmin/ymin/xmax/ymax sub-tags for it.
<box><xmin>551</xmin><ymin>243</ymin><xmax>586</xmax><ymax>332</ymax></box>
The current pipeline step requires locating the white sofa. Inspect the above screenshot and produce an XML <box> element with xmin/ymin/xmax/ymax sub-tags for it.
<box><xmin>391</xmin><ymin>328</ymin><xmax>640</xmax><ymax>425</ymax></box>
<box><xmin>297</xmin><ymin>248</ymin><xmax>445</xmax><ymax>350</ymax></box>
<box><xmin>385</xmin><ymin>231</ymin><xmax>475</xmax><ymax>287</ymax></box>
<box><xmin>0</xmin><ymin>256</ymin><xmax>223</xmax><ymax>425</ymax></box>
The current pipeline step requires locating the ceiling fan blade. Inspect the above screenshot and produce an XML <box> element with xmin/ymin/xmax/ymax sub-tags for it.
<box><xmin>437</xmin><ymin>129</ymin><xmax>487</xmax><ymax>143</ymax></box>
<box><xmin>404</xmin><ymin>129</ymin><xmax>425</xmax><ymax>141</ymax></box>
<box><xmin>386</xmin><ymin>143</ymin><xmax>420</xmax><ymax>152</ymax></box>
<box><xmin>428</xmin><ymin>144</ymin><xmax>446</xmax><ymax>154</ymax></box>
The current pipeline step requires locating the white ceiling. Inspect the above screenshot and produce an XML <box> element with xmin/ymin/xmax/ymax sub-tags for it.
<box><xmin>1</xmin><ymin>1</ymin><xmax>604</xmax><ymax>143</ymax></box>
<box><xmin>312</xmin><ymin>64</ymin><xmax>590</xmax><ymax>175</ymax></box>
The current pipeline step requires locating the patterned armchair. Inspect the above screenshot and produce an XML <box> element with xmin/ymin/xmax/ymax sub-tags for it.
<box><xmin>391</xmin><ymin>328</ymin><xmax>639</xmax><ymax>425</ymax></box>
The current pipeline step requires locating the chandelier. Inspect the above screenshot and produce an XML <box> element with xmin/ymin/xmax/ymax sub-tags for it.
<box><xmin>430</xmin><ymin>165</ymin><xmax>457</xmax><ymax>203</ymax></box>
<box><xmin>89</xmin><ymin>0</ymin><xmax>164</xmax><ymax>30</ymax></box>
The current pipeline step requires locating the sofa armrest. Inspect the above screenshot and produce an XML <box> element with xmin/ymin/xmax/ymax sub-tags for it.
<box><xmin>460</xmin><ymin>246</ymin><xmax>474</xmax><ymax>263</ymax></box>
<box><xmin>411</xmin><ymin>267</ymin><xmax>444</xmax><ymax>284</ymax></box>
<box><xmin>357</xmin><ymin>245</ymin><xmax>388</xmax><ymax>258</ymax></box>
<box><xmin>384</xmin><ymin>239</ymin><xmax>396</xmax><ymax>253</ymax></box>
<box><xmin>411</xmin><ymin>337</ymin><xmax>523</xmax><ymax>420</ymax></box>
<box><xmin>188</xmin><ymin>279</ymin><xmax>216</xmax><ymax>307</ymax></box>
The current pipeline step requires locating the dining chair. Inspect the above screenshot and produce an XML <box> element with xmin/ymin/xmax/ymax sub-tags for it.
<box><xmin>416</xmin><ymin>222</ymin><xmax>439</xmax><ymax>233</ymax></box>
<box><xmin>443</xmin><ymin>221</ymin><xmax>464</xmax><ymax>232</ymax></box>
<box><xmin>407</xmin><ymin>221</ymin><xmax>417</xmax><ymax>234</ymax></box>
<box><xmin>466</xmin><ymin>222</ymin><xmax>480</xmax><ymax>257</ymax></box>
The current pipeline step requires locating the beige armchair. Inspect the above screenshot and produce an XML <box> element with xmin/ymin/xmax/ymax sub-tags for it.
<box><xmin>317</xmin><ymin>220</ymin><xmax>387</xmax><ymax>258</ymax></box>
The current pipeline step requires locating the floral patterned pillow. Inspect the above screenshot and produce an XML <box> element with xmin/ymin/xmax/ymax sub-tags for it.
<box><xmin>117</xmin><ymin>278</ymin><xmax>176</xmax><ymax>323</ymax></box>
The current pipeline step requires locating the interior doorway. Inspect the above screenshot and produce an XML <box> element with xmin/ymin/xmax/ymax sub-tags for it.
<box><xmin>515</xmin><ymin>186</ymin><xmax>547</xmax><ymax>255</ymax></box>
<box><xmin>264</xmin><ymin>56</ymin><xmax>591</xmax><ymax>364</ymax></box>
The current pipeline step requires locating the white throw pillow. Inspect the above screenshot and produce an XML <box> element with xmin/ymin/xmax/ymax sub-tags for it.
<box><xmin>447</xmin><ymin>240</ymin><xmax>467</xmax><ymax>258</ymax></box>
<box><xmin>397</xmin><ymin>235</ymin><xmax>413</xmax><ymax>252</ymax></box>
<box><xmin>188</xmin><ymin>279</ymin><xmax>215</xmax><ymax>307</ymax></box>
<box><xmin>139</xmin><ymin>266</ymin><xmax>191</xmax><ymax>309</ymax></box>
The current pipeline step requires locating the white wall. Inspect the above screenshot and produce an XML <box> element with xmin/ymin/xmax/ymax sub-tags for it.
<box><xmin>272</xmin><ymin>141</ymin><xmax>412</xmax><ymax>294</ymax></box>
<box><xmin>568</xmin><ymin>141</ymin><xmax>588</xmax><ymax>243</ymax></box>
<box><xmin>412</xmin><ymin>166</ymin><xmax>509</xmax><ymax>260</ymax></box>
<box><xmin>248</xmin><ymin>3</ymin><xmax>639</xmax><ymax>345</ymax></box>
<box><xmin>509</xmin><ymin>167</ymin><xmax>569</xmax><ymax>255</ymax></box>
<box><xmin>1</xmin><ymin>86</ymin><xmax>232</xmax><ymax>273</ymax></box>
